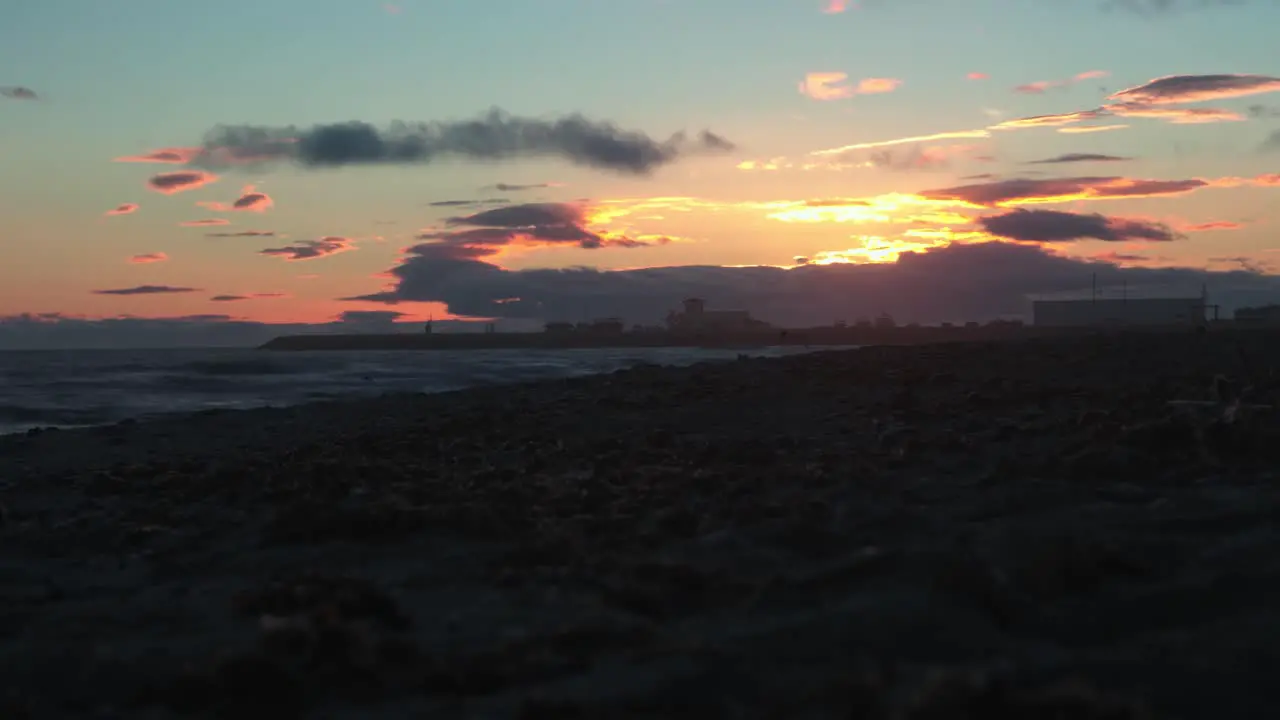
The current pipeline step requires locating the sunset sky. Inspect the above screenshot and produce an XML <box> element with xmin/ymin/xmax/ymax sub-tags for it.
<box><xmin>2</xmin><ymin>0</ymin><xmax>1279</xmax><ymax>345</ymax></box>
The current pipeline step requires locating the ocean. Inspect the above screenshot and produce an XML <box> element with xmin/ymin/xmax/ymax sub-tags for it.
<box><xmin>0</xmin><ymin>345</ymin><xmax>837</xmax><ymax>436</ymax></box>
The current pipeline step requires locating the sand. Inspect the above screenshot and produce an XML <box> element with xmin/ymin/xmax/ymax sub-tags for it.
<box><xmin>2</xmin><ymin>330</ymin><xmax>1279</xmax><ymax>718</ymax></box>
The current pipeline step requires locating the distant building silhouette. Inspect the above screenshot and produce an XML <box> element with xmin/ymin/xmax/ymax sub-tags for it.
<box><xmin>1235</xmin><ymin>304</ymin><xmax>1280</xmax><ymax>325</ymax></box>
<box><xmin>665</xmin><ymin>297</ymin><xmax>767</xmax><ymax>333</ymax></box>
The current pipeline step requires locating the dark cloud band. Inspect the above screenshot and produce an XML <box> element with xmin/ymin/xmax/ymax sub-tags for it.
<box><xmin>194</xmin><ymin>109</ymin><xmax>735</xmax><ymax>176</ymax></box>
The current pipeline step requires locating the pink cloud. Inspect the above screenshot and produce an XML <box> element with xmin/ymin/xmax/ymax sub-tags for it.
<box><xmin>104</xmin><ymin>203</ymin><xmax>139</xmax><ymax>217</ymax></box>
<box><xmin>147</xmin><ymin>171</ymin><xmax>219</xmax><ymax>195</ymax></box>
<box><xmin>967</xmin><ymin>72</ymin><xmax>989</xmax><ymax>81</ymax></box>
<box><xmin>196</xmin><ymin>184</ymin><xmax>274</xmax><ymax>213</ymax></box>
<box><xmin>128</xmin><ymin>252</ymin><xmax>168</xmax><ymax>264</ymax></box>
<box><xmin>113</xmin><ymin>147</ymin><xmax>203</xmax><ymax>164</ymax></box>
<box><xmin>1014</xmin><ymin>70</ymin><xmax>1110</xmax><ymax>94</ymax></box>
<box><xmin>823</xmin><ymin>0</ymin><xmax>852</xmax><ymax>13</ymax></box>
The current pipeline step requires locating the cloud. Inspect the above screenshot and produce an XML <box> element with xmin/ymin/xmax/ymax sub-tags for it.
<box><xmin>1184</xmin><ymin>221</ymin><xmax>1243</xmax><ymax>232</ymax></box>
<box><xmin>210</xmin><ymin>292</ymin><xmax>286</xmax><ymax>302</ymax></box>
<box><xmin>113</xmin><ymin>147</ymin><xmax>203</xmax><ymax>164</ymax></box>
<box><xmin>1058</xmin><ymin>124</ymin><xmax>1129</xmax><ymax>134</ymax></box>
<box><xmin>346</xmin><ymin>240</ymin><xmax>1280</xmax><ymax>325</ymax></box>
<box><xmin>193</xmin><ymin>109</ymin><xmax>734</xmax><ymax>176</ymax></box>
<box><xmin>823</xmin><ymin>0</ymin><xmax>849</xmax><ymax>12</ymax></box>
<box><xmin>196</xmin><ymin>184</ymin><xmax>274</xmax><ymax>212</ymax></box>
<box><xmin>492</xmin><ymin>182</ymin><xmax>560</xmax><ymax>192</ymax></box>
<box><xmin>1104</xmin><ymin>0</ymin><xmax>1261</xmax><ymax>14</ymax></box>
<box><xmin>206</xmin><ymin>230</ymin><xmax>277</xmax><ymax>237</ymax></box>
<box><xmin>1256</xmin><ymin>173</ymin><xmax>1280</xmax><ymax>185</ymax></box>
<box><xmin>798</xmin><ymin>74</ymin><xmax>902</xmax><ymax>100</ymax></box>
<box><xmin>967</xmin><ymin>72</ymin><xmax>989</xmax><ymax>81</ymax></box>
<box><xmin>855</xmin><ymin>77</ymin><xmax>902</xmax><ymax>94</ymax></box>
<box><xmin>1107</xmin><ymin>74</ymin><xmax>1280</xmax><ymax>105</ymax></box>
<box><xmin>811</xmin><ymin>129</ymin><xmax>992</xmax><ymax>156</ymax></box>
<box><xmin>128</xmin><ymin>253</ymin><xmax>168</xmax><ymax>264</ymax></box>
<box><xmin>1028</xmin><ymin>153</ymin><xmax>1133</xmax><ymax>164</ymax></box>
<box><xmin>0</xmin><ymin>86</ymin><xmax>38</xmax><ymax>100</ymax></box>
<box><xmin>978</xmin><ymin>208</ymin><xmax>1182</xmax><ymax>243</ymax></box>
<box><xmin>867</xmin><ymin>145</ymin><xmax>972</xmax><ymax>171</ymax></box>
<box><xmin>1247</xmin><ymin>104</ymin><xmax>1280</xmax><ymax>118</ymax></box>
<box><xmin>92</xmin><ymin>285</ymin><xmax>200</xmax><ymax>296</ymax></box>
<box><xmin>260</xmin><ymin>237</ymin><xmax>354</xmax><ymax>261</ymax></box>
<box><xmin>991</xmin><ymin>110</ymin><xmax>1105</xmax><ymax>130</ymax></box>
<box><xmin>428</xmin><ymin>198</ymin><xmax>510</xmax><ymax>207</ymax></box>
<box><xmin>1105</xmin><ymin>104</ymin><xmax>1245</xmax><ymax>124</ymax></box>
<box><xmin>1262</xmin><ymin>130</ymin><xmax>1280</xmax><ymax>152</ymax></box>
<box><xmin>917</xmin><ymin>175</ymin><xmax>1222</xmax><ymax>207</ymax></box>
<box><xmin>339</xmin><ymin>310</ymin><xmax>407</xmax><ymax>323</ymax></box>
<box><xmin>104</xmin><ymin>203</ymin><xmax>139</xmax><ymax>217</ymax></box>
<box><xmin>180</xmin><ymin>218</ymin><xmax>231</xmax><ymax>227</ymax></box>
<box><xmin>146</xmin><ymin>170</ymin><xmax>219</xmax><ymax>195</ymax></box>
<box><xmin>424</xmin><ymin>201</ymin><xmax>672</xmax><ymax>256</ymax></box>
<box><xmin>799</xmin><ymin>72</ymin><xmax>855</xmax><ymax>100</ymax></box>
<box><xmin>1013</xmin><ymin>70</ymin><xmax>1109</xmax><ymax>94</ymax></box>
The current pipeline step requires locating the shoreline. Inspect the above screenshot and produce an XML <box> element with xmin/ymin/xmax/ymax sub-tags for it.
<box><xmin>3</xmin><ymin>332</ymin><xmax>1279</xmax><ymax>717</ymax></box>
<box><xmin>259</xmin><ymin>323</ymin><xmax>1128</xmax><ymax>351</ymax></box>
<box><xmin>0</xmin><ymin>345</ymin><xmax>842</xmax><ymax>439</ymax></box>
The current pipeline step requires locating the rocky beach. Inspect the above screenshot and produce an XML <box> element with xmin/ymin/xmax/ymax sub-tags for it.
<box><xmin>2</xmin><ymin>330</ymin><xmax>1279</xmax><ymax>719</ymax></box>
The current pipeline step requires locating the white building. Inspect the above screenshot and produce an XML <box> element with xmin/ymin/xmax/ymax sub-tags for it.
<box><xmin>1028</xmin><ymin>286</ymin><xmax>1208</xmax><ymax>327</ymax></box>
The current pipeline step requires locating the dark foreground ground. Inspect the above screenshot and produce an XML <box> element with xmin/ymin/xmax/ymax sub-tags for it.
<box><xmin>2</xmin><ymin>330</ymin><xmax>1279</xmax><ymax>719</ymax></box>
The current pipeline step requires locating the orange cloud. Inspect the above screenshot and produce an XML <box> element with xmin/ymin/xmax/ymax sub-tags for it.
<box><xmin>799</xmin><ymin>72</ymin><xmax>855</xmax><ymax>100</ymax></box>
<box><xmin>1253</xmin><ymin>174</ymin><xmax>1280</xmax><ymax>186</ymax></box>
<box><xmin>856</xmin><ymin>77</ymin><xmax>902</xmax><ymax>94</ymax></box>
<box><xmin>114</xmin><ymin>147</ymin><xmax>203</xmax><ymax>164</ymax></box>
<box><xmin>128</xmin><ymin>252</ymin><xmax>168</xmax><ymax>264</ymax></box>
<box><xmin>104</xmin><ymin>203</ymin><xmax>138</xmax><ymax>216</ymax></box>
<box><xmin>147</xmin><ymin>170</ymin><xmax>219</xmax><ymax>195</ymax></box>
<box><xmin>180</xmin><ymin>218</ymin><xmax>231</xmax><ymax>227</ymax></box>
<box><xmin>1108</xmin><ymin>73</ymin><xmax>1280</xmax><ymax>106</ymax></box>
<box><xmin>800</xmin><ymin>235</ymin><xmax>955</xmax><ymax>265</ymax></box>
<box><xmin>767</xmin><ymin>194</ymin><xmax>955</xmax><ymax>224</ymax></box>
<box><xmin>1058</xmin><ymin>124</ymin><xmax>1129</xmax><ymax>134</ymax></box>
<box><xmin>196</xmin><ymin>184</ymin><xmax>274</xmax><ymax>213</ymax></box>
<box><xmin>1105</xmin><ymin>104</ymin><xmax>1245</xmax><ymax>124</ymax></box>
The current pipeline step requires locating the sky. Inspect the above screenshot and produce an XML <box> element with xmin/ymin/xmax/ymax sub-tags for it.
<box><xmin>2</xmin><ymin>0</ymin><xmax>1280</xmax><ymax>347</ymax></box>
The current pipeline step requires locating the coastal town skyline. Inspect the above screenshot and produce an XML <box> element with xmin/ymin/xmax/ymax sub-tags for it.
<box><xmin>3</xmin><ymin>0</ymin><xmax>1280</xmax><ymax>346</ymax></box>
